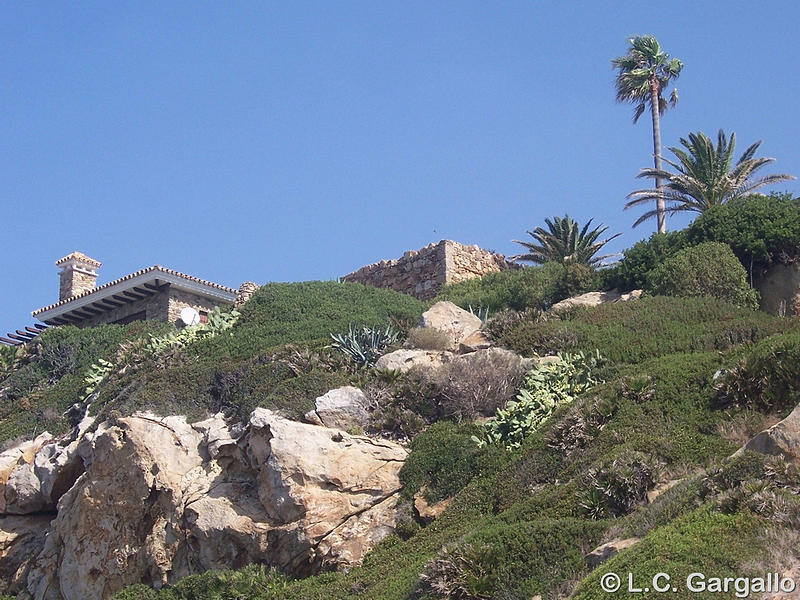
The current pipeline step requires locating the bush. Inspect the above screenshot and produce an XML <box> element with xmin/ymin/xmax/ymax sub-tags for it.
<box><xmin>400</xmin><ymin>422</ymin><xmax>506</xmax><ymax>504</ymax></box>
<box><xmin>647</xmin><ymin>242</ymin><xmax>759</xmax><ymax>309</ymax></box>
<box><xmin>715</xmin><ymin>331</ymin><xmax>800</xmax><ymax>413</ymax></box>
<box><xmin>499</xmin><ymin>296</ymin><xmax>793</xmax><ymax>364</ymax></box>
<box><xmin>406</xmin><ymin>327</ymin><xmax>452</xmax><ymax>351</ymax></box>
<box><xmin>435</xmin><ymin>262</ymin><xmax>597</xmax><ymax>313</ymax></box>
<box><xmin>195</xmin><ymin>281</ymin><xmax>423</xmax><ymax>360</ymax></box>
<box><xmin>687</xmin><ymin>192</ymin><xmax>800</xmax><ymax>275</ymax></box>
<box><xmin>604</xmin><ymin>230</ymin><xmax>689</xmax><ymax>292</ymax></box>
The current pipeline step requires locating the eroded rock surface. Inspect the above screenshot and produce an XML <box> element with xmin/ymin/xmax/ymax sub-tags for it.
<box><xmin>304</xmin><ymin>386</ymin><xmax>370</xmax><ymax>431</ymax></box>
<box><xmin>744</xmin><ymin>403</ymin><xmax>800</xmax><ymax>462</ymax></box>
<box><xmin>375</xmin><ymin>348</ymin><xmax>452</xmax><ymax>373</ymax></box>
<box><xmin>419</xmin><ymin>301</ymin><xmax>482</xmax><ymax>350</ymax></box>
<box><xmin>0</xmin><ymin>410</ymin><xmax>406</xmax><ymax>600</ymax></box>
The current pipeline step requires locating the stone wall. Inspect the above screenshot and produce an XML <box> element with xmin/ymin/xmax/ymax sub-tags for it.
<box><xmin>166</xmin><ymin>288</ymin><xmax>227</xmax><ymax>323</ymax></box>
<box><xmin>342</xmin><ymin>240</ymin><xmax>515</xmax><ymax>300</ymax></box>
<box><xmin>79</xmin><ymin>290</ymin><xmax>169</xmax><ymax>328</ymax></box>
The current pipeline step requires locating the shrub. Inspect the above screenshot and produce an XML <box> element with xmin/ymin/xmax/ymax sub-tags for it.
<box><xmin>500</xmin><ymin>296</ymin><xmax>793</xmax><ymax>364</ymax></box>
<box><xmin>715</xmin><ymin>330</ymin><xmax>800</xmax><ymax>413</ymax></box>
<box><xmin>434</xmin><ymin>350</ymin><xmax>528</xmax><ymax>420</ymax></box>
<box><xmin>399</xmin><ymin>422</ymin><xmax>506</xmax><ymax>504</ymax></box>
<box><xmin>579</xmin><ymin>449</ymin><xmax>661</xmax><ymax>519</ymax></box>
<box><xmin>687</xmin><ymin>192</ymin><xmax>800</xmax><ymax>275</ymax></box>
<box><xmin>405</xmin><ymin>327</ymin><xmax>452</xmax><ymax>351</ymax></box>
<box><xmin>435</xmin><ymin>262</ymin><xmax>596</xmax><ymax>313</ymax></box>
<box><xmin>604</xmin><ymin>230</ymin><xmax>689</xmax><ymax>292</ymax></box>
<box><xmin>647</xmin><ymin>242</ymin><xmax>759</xmax><ymax>309</ymax></box>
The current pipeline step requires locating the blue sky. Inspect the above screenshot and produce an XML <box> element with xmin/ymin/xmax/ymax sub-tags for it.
<box><xmin>2</xmin><ymin>1</ymin><xmax>799</xmax><ymax>334</ymax></box>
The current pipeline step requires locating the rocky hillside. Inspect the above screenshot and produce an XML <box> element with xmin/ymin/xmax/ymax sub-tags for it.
<box><xmin>2</xmin><ymin>268</ymin><xmax>800</xmax><ymax>599</ymax></box>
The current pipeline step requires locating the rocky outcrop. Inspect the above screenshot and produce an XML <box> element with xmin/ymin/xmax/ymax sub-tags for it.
<box><xmin>304</xmin><ymin>386</ymin><xmax>370</xmax><ymax>431</ymax></box>
<box><xmin>419</xmin><ymin>301</ymin><xmax>482</xmax><ymax>350</ymax></box>
<box><xmin>585</xmin><ymin>537</ymin><xmax>640</xmax><ymax>569</ymax></box>
<box><xmin>744</xmin><ymin>403</ymin><xmax>800</xmax><ymax>462</ymax></box>
<box><xmin>550</xmin><ymin>289</ymin><xmax>642</xmax><ymax>312</ymax></box>
<box><xmin>375</xmin><ymin>348</ymin><xmax>453</xmax><ymax>373</ymax></box>
<box><xmin>0</xmin><ymin>410</ymin><xmax>407</xmax><ymax>600</ymax></box>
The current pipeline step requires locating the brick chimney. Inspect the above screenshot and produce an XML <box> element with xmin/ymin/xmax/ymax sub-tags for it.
<box><xmin>56</xmin><ymin>252</ymin><xmax>101</xmax><ymax>301</ymax></box>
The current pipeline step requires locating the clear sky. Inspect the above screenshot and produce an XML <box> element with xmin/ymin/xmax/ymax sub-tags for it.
<box><xmin>2</xmin><ymin>1</ymin><xmax>799</xmax><ymax>334</ymax></box>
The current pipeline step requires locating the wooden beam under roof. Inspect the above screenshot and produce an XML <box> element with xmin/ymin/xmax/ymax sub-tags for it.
<box><xmin>34</xmin><ymin>324</ymin><xmax>47</xmax><ymax>330</ymax></box>
<box><xmin>123</xmin><ymin>290</ymin><xmax>147</xmax><ymax>300</ymax></box>
<box><xmin>67</xmin><ymin>308</ymin><xmax>96</xmax><ymax>319</ymax></box>
<box><xmin>0</xmin><ymin>337</ymin><xmax>19</xmax><ymax>345</ymax></box>
<box><xmin>99</xmin><ymin>298</ymin><xmax>124</xmax><ymax>308</ymax></box>
<box><xmin>78</xmin><ymin>306</ymin><xmax>104</xmax><ymax>316</ymax></box>
<box><xmin>59</xmin><ymin>314</ymin><xmax>82</xmax><ymax>324</ymax></box>
<box><xmin>48</xmin><ymin>318</ymin><xmax>70</xmax><ymax>326</ymax></box>
<box><xmin>15</xmin><ymin>330</ymin><xmax>36</xmax><ymax>339</ymax></box>
<box><xmin>25</xmin><ymin>327</ymin><xmax>42</xmax><ymax>335</ymax></box>
<box><xmin>8</xmin><ymin>333</ymin><xmax>29</xmax><ymax>342</ymax></box>
<box><xmin>132</xmin><ymin>286</ymin><xmax>155</xmax><ymax>296</ymax></box>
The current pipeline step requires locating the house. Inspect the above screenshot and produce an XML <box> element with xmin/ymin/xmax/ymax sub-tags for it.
<box><xmin>31</xmin><ymin>252</ymin><xmax>251</xmax><ymax>328</ymax></box>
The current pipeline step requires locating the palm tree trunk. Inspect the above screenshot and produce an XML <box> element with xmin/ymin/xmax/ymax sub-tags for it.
<box><xmin>649</xmin><ymin>78</ymin><xmax>666</xmax><ymax>233</ymax></box>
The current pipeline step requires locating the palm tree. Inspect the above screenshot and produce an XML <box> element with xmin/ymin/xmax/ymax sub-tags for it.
<box><xmin>612</xmin><ymin>35</ymin><xmax>683</xmax><ymax>234</ymax></box>
<box><xmin>512</xmin><ymin>215</ymin><xmax>620</xmax><ymax>267</ymax></box>
<box><xmin>625</xmin><ymin>129</ymin><xmax>795</xmax><ymax>226</ymax></box>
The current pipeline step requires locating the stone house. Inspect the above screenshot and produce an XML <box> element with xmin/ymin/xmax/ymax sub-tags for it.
<box><xmin>341</xmin><ymin>240</ymin><xmax>516</xmax><ymax>300</ymax></box>
<box><xmin>32</xmin><ymin>252</ymin><xmax>246</xmax><ymax>327</ymax></box>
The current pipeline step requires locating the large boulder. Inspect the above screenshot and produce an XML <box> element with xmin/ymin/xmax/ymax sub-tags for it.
<box><xmin>744</xmin><ymin>403</ymin><xmax>800</xmax><ymax>462</ymax></box>
<box><xmin>19</xmin><ymin>410</ymin><xmax>407</xmax><ymax>600</ymax></box>
<box><xmin>0</xmin><ymin>433</ymin><xmax>53</xmax><ymax>514</ymax></box>
<box><xmin>0</xmin><ymin>515</ymin><xmax>52</xmax><ymax>596</ymax></box>
<box><xmin>419</xmin><ymin>301</ymin><xmax>482</xmax><ymax>350</ymax></box>
<box><xmin>304</xmin><ymin>386</ymin><xmax>370</xmax><ymax>431</ymax></box>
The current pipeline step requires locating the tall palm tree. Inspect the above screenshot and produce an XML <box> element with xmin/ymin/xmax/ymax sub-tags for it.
<box><xmin>625</xmin><ymin>129</ymin><xmax>795</xmax><ymax>226</ymax></box>
<box><xmin>512</xmin><ymin>215</ymin><xmax>620</xmax><ymax>267</ymax></box>
<box><xmin>612</xmin><ymin>35</ymin><xmax>683</xmax><ymax>234</ymax></box>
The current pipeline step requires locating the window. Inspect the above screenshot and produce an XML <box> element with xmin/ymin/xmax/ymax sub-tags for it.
<box><xmin>199</xmin><ymin>310</ymin><xmax>208</xmax><ymax>324</ymax></box>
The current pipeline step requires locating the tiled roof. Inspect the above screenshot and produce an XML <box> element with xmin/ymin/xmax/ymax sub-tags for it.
<box><xmin>55</xmin><ymin>252</ymin><xmax>102</xmax><ymax>268</ymax></box>
<box><xmin>32</xmin><ymin>265</ymin><xmax>237</xmax><ymax>316</ymax></box>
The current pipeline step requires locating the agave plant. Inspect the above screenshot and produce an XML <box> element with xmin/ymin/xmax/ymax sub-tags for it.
<box><xmin>511</xmin><ymin>215</ymin><xmax>620</xmax><ymax>267</ymax></box>
<box><xmin>330</xmin><ymin>324</ymin><xmax>399</xmax><ymax>368</ymax></box>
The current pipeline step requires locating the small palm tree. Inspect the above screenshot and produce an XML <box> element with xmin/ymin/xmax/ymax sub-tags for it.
<box><xmin>625</xmin><ymin>129</ymin><xmax>795</xmax><ymax>226</ymax></box>
<box><xmin>613</xmin><ymin>35</ymin><xmax>683</xmax><ymax>234</ymax></box>
<box><xmin>512</xmin><ymin>215</ymin><xmax>620</xmax><ymax>267</ymax></box>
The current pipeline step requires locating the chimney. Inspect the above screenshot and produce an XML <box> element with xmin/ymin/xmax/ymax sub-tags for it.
<box><xmin>56</xmin><ymin>252</ymin><xmax>101</xmax><ymax>301</ymax></box>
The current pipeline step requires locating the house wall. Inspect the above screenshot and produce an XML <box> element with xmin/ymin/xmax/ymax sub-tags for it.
<box><xmin>342</xmin><ymin>240</ymin><xmax>515</xmax><ymax>300</ymax></box>
<box><xmin>166</xmin><ymin>288</ymin><xmax>226</xmax><ymax>323</ymax></box>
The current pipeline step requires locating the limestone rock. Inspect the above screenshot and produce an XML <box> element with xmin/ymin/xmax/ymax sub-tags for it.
<box><xmin>585</xmin><ymin>537</ymin><xmax>640</xmax><ymax>569</ymax></box>
<box><xmin>0</xmin><ymin>433</ymin><xmax>53</xmax><ymax>514</ymax></box>
<box><xmin>19</xmin><ymin>409</ymin><xmax>407</xmax><ymax>599</ymax></box>
<box><xmin>0</xmin><ymin>514</ymin><xmax>52</xmax><ymax>596</ymax></box>
<box><xmin>375</xmin><ymin>348</ymin><xmax>452</xmax><ymax>373</ymax></box>
<box><xmin>413</xmin><ymin>490</ymin><xmax>452</xmax><ymax>522</ymax></box>
<box><xmin>419</xmin><ymin>301</ymin><xmax>482</xmax><ymax>350</ymax></box>
<box><xmin>458</xmin><ymin>330</ymin><xmax>492</xmax><ymax>353</ymax></box>
<box><xmin>550</xmin><ymin>289</ymin><xmax>642</xmax><ymax>312</ymax></box>
<box><xmin>744</xmin><ymin>403</ymin><xmax>800</xmax><ymax>462</ymax></box>
<box><xmin>304</xmin><ymin>386</ymin><xmax>370</xmax><ymax>431</ymax></box>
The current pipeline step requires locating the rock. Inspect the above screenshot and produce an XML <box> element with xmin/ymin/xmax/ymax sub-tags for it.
<box><xmin>550</xmin><ymin>289</ymin><xmax>642</xmax><ymax>312</ymax></box>
<box><xmin>744</xmin><ymin>403</ymin><xmax>800</xmax><ymax>462</ymax></box>
<box><xmin>756</xmin><ymin>262</ymin><xmax>800</xmax><ymax>316</ymax></box>
<box><xmin>304</xmin><ymin>386</ymin><xmax>370</xmax><ymax>431</ymax></box>
<box><xmin>0</xmin><ymin>514</ymin><xmax>52</xmax><ymax>596</ymax></box>
<box><xmin>458</xmin><ymin>330</ymin><xmax>492</xmax><ymax>353</ymax></box>
<box><xmin>585</xmin><ymin>537</ymin><xmax>640</xmax><ymax>569</ymax></box>
<box><xmin>413</xmin><ymin>490</ymin><xmax>452</xmax><ymax>522</ymax></box>
<box><xmin>419</xmin><ymin>301</ymin><xmax>483</xmax><ymax>350</ymax></box>
<box><xmin>375</xmin><ymin>348</ymin><xmax>452</xmax><ymax>373</ymax></box>
<box><xmin>21</xmin><ymin>410</ymin><xmax>407</xmax><ymax>599</ymax></box>
<box><xmin>0</xmin><ymin>433</ymin><xmax>53</xmax><ymax>514</ymax></box>
<box><xmin>647</xmin><ymin>479</ymin><xmax>681</xmax><ymax>504</ymax></box>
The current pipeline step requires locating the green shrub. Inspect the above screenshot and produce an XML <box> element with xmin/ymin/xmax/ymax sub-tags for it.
<box><xmin>647</xmin><ymin>242</ymin><xmax>759</xmax><ymax>309</ymax></box>
<box><xmin>715</xmin><ymin>330</ymin><xmax>800</xmax><ymax>413</ymax></box>
<box><xmin>499</xmin><ymin>296</ymin><xmax>792</xmax><ymax>364</ymax></box>
<box><xmin>195</xmin><ymin>281</ymin><xmax>423</xmax><ymax>360</ymax></box>
<box><xmin>687</xmin><ymin>192</ymin><xmax>800</xmax><ymax>275</ymax></box>
<box><xmin>400</xmin><ymin>422</ymin><xmax>506</xmax><ymax>504</ymax></box>
<box><xmin>435</xmin><ymin>262</ymin><xmax>597</xmax><ymax>313</ymax></box>
<box><xmin>604</xmin><ymin>230</ymin><xmax>689</xmax><ymax>292</ymax></box>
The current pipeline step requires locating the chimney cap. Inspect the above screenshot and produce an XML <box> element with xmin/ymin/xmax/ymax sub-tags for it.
<box><xmin>55</xmin><ymin>252</ymin><xmax>102</xmax><ymax>269</ymax></box>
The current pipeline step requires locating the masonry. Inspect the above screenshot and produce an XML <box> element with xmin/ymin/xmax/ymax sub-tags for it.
<box><xmin>342</xmin><ymin>240</ymin><xmax>516</xmax><ymax>300</ymax></box>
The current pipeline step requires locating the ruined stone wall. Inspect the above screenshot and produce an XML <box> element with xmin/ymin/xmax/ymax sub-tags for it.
<box><xmin>342</xmin><ymin>240</ymin><xmax>515</xmax><ymax>300</ymax></box>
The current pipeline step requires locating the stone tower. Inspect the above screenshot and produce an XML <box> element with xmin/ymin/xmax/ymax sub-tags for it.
<box><xmin>57</xmin><ymin>252</ymin><xmax>101</xmax><ymax>301</ymax></box>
